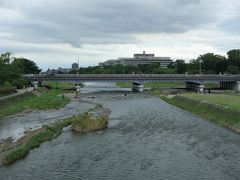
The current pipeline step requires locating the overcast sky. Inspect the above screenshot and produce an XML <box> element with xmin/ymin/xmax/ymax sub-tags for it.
<box><xmin>0</xmin><ymin>0</ymin><xmax>240</xmax><ymax>70</ymax></box>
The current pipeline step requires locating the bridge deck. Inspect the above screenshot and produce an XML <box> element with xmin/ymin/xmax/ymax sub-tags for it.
<box><xmin>24</xmin><ymin>74</ymin><xmax>240</xmax><ymax>83</ymax></box>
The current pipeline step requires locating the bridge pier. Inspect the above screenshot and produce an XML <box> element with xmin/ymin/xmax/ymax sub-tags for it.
<box><xmin>186</xmin><ymin>82</ymin><xmax>204</xmax><ymax>92</ymax></box>
<box><xmin>75</xmin><ymin>84</ymin><xmax>81</xmax><ymax>98</ymax></box>
<box><xmin>32</xmin><ymin>81</ymin><xmax>39</xmax><ymax>90</ymax></box>
<box><xmin>236</xmin><ymin>81</ymin><xmax>240</xmax><ymax>91</ymax></box>
<box><xmin>132</xmin><ymin>82</ymin><xmax>143</xmax><ymax>92</ymax></box>
<box><xmin>220</xmin><ymin>81</ymin><xmax>240</xmax><ymax>91</ymax></box>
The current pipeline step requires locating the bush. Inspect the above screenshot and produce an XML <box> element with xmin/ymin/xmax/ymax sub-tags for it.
<box><xmin>0</xmin><ymin>87</ymin><xmax>16</xmax><ymax>94</ymax></box>
<box><xmin>2</xmin><ymin>81</ymin><xmax>13</xmax><ymax>87</ymax></box>
<box><xmin>72</xmin><ymin>113</ymin><xmax>108</xmax><ymax>133</ymax></box>
<box><xmin>14</xmin><ymin>79</ymin><xmax>27</xmax><ymax>89</ymax></box>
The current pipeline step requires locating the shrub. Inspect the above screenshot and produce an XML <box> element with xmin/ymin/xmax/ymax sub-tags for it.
<box><xmin>72</xmin><ymin>113</ymin><xmax>108</xmax><ymax>133</ymax></box>
<box><xmin>13</xmin><ymin>79</ymin><xmax>27</xmax><ymax>89</ymax></box>
<box><xmin>0</xmin><ymin>87</ymin><xmax>16</xmax><ymax>94</ymax></box>
<box><xmin>2</xmin><ymin>81</ymin><xmax>13</xmax><ymax>87</ymax></box>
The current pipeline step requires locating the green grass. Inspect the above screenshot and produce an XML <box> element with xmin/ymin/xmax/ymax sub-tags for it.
<box><xmin>0</xmin><ymin>89</ymin><xmax>70</xmax><ymax>118</ymax></box>
<box><xmin>42</xmin><ymin>81</ymin><xmax>75</xmax><ymax>89</ymax></box>
<box><xmin>161</xmin><ymin>95</ymin><xmax>240</xmax><ymax>133</ymax></box>
<box><xmin>181</xmin><ymin>93</ymin><xmax>240</xmax><ymax>110</ymax></box>
<box><xmin>0</xmin><ymin>93</ymin><xmax>13</xmax><ymax>98</ymax></box>
<box><xmin>117</xmin><ymin>82</ymin><xmax>219</xmax><ymax>89</ymax></box>
<box><xmin>204</xmin><ymin>83</ymin><xmax>219</xmax><ymax>88</ymax></box>
<box><xmin>116</xmin><ymin>82</ymin><xmax>132</xmax><ymax>88</ymax></box>
<box><xmin>72</xmin><ymin>112</ymin><xmax>108</xmax><ymax>133</ymax></box>
<box><xmin>116</xmin><ymin>82</ymin><xmax>185</xmax><ymax>88</ymax></box>
<box><xmin>144</xmin><ymin>82</ymin><xmax>185</xmax><ymax>88</ymax></box>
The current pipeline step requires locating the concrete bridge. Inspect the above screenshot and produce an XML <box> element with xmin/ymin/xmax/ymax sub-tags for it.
<box><xmin>24</xmin><ymin>74</ymin><xmax>240</xmax><ymax>91</ymax></box>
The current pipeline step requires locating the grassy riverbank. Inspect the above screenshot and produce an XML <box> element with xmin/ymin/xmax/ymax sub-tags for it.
<box><xmin>116</xmin><ymin>82</ymin><xmax>219</xmax><ymax>89</ymax></box>
<box><xmin>2</xmin><ymin>118</ymin><xmax>73</xmax><ymax>165</ymax></box>
<box><xmin>42</xmin><ymin>81</ymin><xmax>76</xmax><ymax>89</ymax></box>
<box><xmin>116</xmin><ymin>82</ymin><xmax>132</xmax><ymax>88</ymax></box>
<box><xmin>116</xmin><ymin>82</ymin><xmax>185</xmax><ymax>88</ymax></box>
<box><xmin>2</xmin><ymin>108</ymin><xmax>109</xmax><ymax>165</ymax></box>
<box><xmin>181</xmin><ymin>93</ymin><xmax>240</xmax><ymax>110</ymax></box>
<box><xmin>0</xmin><ymin>88</ymin><xmax>70</xmax><ymax>118</ymax></box>
<box><xmin>161</xmin><ymin>95</ymin><xmax>240</xmax><ymax>133</ymax></box>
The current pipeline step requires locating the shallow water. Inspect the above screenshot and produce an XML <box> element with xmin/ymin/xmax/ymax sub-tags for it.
<box><xmin>0</xmin><ymin>99</ymin><xmax>95</xmax><ymax>141</ymax></box>
<box><xmin>1</xmin><ymin>84</ymin><xmax>240</xmax><ymax>179</ymax></box>
<box><xmin>0</xmin><ymin>82</ymin><xmax>123</xmax><ymax>141</ymax></box>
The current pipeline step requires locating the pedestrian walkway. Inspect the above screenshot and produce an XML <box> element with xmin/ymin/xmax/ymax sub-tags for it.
<box><xmin>0</xmin><ymin>87</ymin><xmax>34</xmax><ymax>101</ymax></box>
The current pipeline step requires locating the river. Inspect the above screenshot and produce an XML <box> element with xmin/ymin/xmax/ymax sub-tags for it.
<box><xmin>0</xmin><ymin>83</ymin><xmax>240</xmax><ymax>179</ymax></box>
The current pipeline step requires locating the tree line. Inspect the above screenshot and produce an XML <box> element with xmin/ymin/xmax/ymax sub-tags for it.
<box><xmin>1</xmin><ymin>49</ymin><xmax>240</xmax><ymax>89</ymax></box>
<box><xmin>70</xmin><ymin>49</ymin><xmax>240</xmax><ymax>75</ymax></box>
<box><xmin>0</xmin><ymin>52</ymin><xmax>41</xmax><ymax>88</ymax></box>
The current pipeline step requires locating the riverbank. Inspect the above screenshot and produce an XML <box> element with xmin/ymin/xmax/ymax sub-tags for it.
<box><xmin>161</xmin><ymin>95</ymin><xmax>240</xmax><ymax>133</ymax></box>
<box><xmin>181</xmin><ymin>93</ymin><xmax>240</xmax><ymax>110</ymax></box>
<box><xmin>116</xmin><ymin>82</ymin><xmax>219</xmax><ymax>89</ymax></box>
<box><xmin>1</xmin><ymin>104</ymin><xmax>109</xmax><ymax>165</ymax></box>
<box><xmin>116</xmin><ymin>82</ymin><xmax>185</xmax><ymax>88</ymax></box>
<box><xmin>0</xmin><ymin>88</ymin><xmax>70</xmax><ymax>119</ymax></box>
<box><xmin>42</xmin><ymin>81</ymin><xmax>76</xmax><ymax>89</ymax></box>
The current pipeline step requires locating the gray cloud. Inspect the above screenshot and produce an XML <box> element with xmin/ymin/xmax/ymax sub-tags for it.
<box><xmin>0</xmin><ymin>0</ymin><xmax>225</xmax><ymax>46</ymax></box>
<box><xmin>1</xmin><ymin>0</ymin><xmax>240</xmax><ymax>69</ymax></box>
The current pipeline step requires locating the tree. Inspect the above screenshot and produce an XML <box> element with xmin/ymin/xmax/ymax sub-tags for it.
<box><xmin>216</xmin><ymin>56</ymin><xmax>228</xmax><ymax>73</ymax></box>
<box><xmin>0</xmin><ymin>52</ymin><xmax>40</xmax><ymax>87</ymax></box>
<box><xmin>0</xmin><ymin>52</ymin><xmax>21</xmax><ymax>85</ymax></box>
<box><xmin>12</xmin><ymin>58</ymin><xmax>41</xmax><ymax>74</ymax></box>
<box><xmin>227</xmin><ymin>49</ymin><xmax>240</xmax><ymax>68</ymax></box>
<box><xmin>0</xmin><ymin>52</ymin><xmax>12</xmax><ymax>64</ymax></box>
<box><xmin>227</xmin><ymin>65</ymin><xmax>239</xmax><ymax>74</ymax></box>
<box><xmin>187</xmin><ymin>59</ymin><xmax>199</xmax><ymax>74</ymax></box>
<box><xmin>175</xmin><ymin>60</ymin><xmax>186</xmax><ymax>74</ymax></box>
<box><xmin>168</xmin><ymin>60</ymin><xmax>186</xmax><ymax>74</ymax></box>
<box><xmin>195</xmin><ymin>53</ymin><xmax>227</xmax><ymax>74</ymax></box>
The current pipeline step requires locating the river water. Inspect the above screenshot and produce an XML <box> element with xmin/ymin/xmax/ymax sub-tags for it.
<box><xmin>1</xmin><ymin>83</ymin><xmax>240</xmax><ymax>179</ymax></box>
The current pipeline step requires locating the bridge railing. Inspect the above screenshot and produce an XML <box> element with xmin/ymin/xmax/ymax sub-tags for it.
<box><xmin>23</xmin><ymin>74</ymin><xmax>240</xmax><ymax>83</ymax></box>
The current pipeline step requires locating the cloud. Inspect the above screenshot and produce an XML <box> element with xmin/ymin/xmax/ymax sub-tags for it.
<box><xmin>0</xmin><ymin>0</ymin><xmax>240</xmax><ymax>69</ymax></box>
<box><xmin>0</xmin><ymin>0</ymin><xmax>225</xmax><ymax>46</ymax></box>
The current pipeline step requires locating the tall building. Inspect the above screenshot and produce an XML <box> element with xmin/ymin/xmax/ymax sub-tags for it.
<box><xmin>72</xmin><ymin>63</ymin><xmax>79</xmax><ymax>70</ymax></box>
<box><xmin>99</xmin><ymin>51</ymin><xmax>172</xmax><ymax>68</ymax></box>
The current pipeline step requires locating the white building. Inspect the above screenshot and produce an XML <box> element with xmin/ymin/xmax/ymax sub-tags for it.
<box><xmin>99</xmin><ymin>51</ymin><xmax>172</xmax><ymax>68</ymax></box>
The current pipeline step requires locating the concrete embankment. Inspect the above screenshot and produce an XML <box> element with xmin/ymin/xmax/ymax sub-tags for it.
<box><xmin>161</xmin><ymin>95</ymin><xmax>240</xmax><ymax>133</ymax></box>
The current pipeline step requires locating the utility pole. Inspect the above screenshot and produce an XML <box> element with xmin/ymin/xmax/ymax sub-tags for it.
<box><xmin>77</xmin><ymin>59</ymin><xmax>79</xmax><ymax>74</ymax></box>
<box><xmin>199</xmin><ymin>59</ymin><xmax>202</xmax><ymax>76</ymax></box>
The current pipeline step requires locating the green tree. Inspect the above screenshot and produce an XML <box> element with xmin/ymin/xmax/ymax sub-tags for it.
<box><xmin>12</xmin><ymin>58</ymin><xmax>41</xmax><ymax>74</ymax></box>
<box><xmin>227</xmin><ymin>49</ymin><xmax>240</xmax><ymax>68</ymax></box>
<box><xmin>196</xmin><ymin>53</ymin><xmax>227</xmax><ymax>74</ymax></box>
<box><xmin>175</xmin><ymin>59</ymin><xmax>187</xmax><ymax>74</ymax></box>
<box><xmin>0</xmin><ymin>52</ymin><xmax>21</xmax><ymax>86</ymax></box>
<box><xmin>227</xmin><ymin>65</ymin><xmax>239</xmax><ymax>74</ymax></box>
<box><xmin>187</xmin><ymin>59</ymin><xmax>199</xmax><ymax>74</ymax></box>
